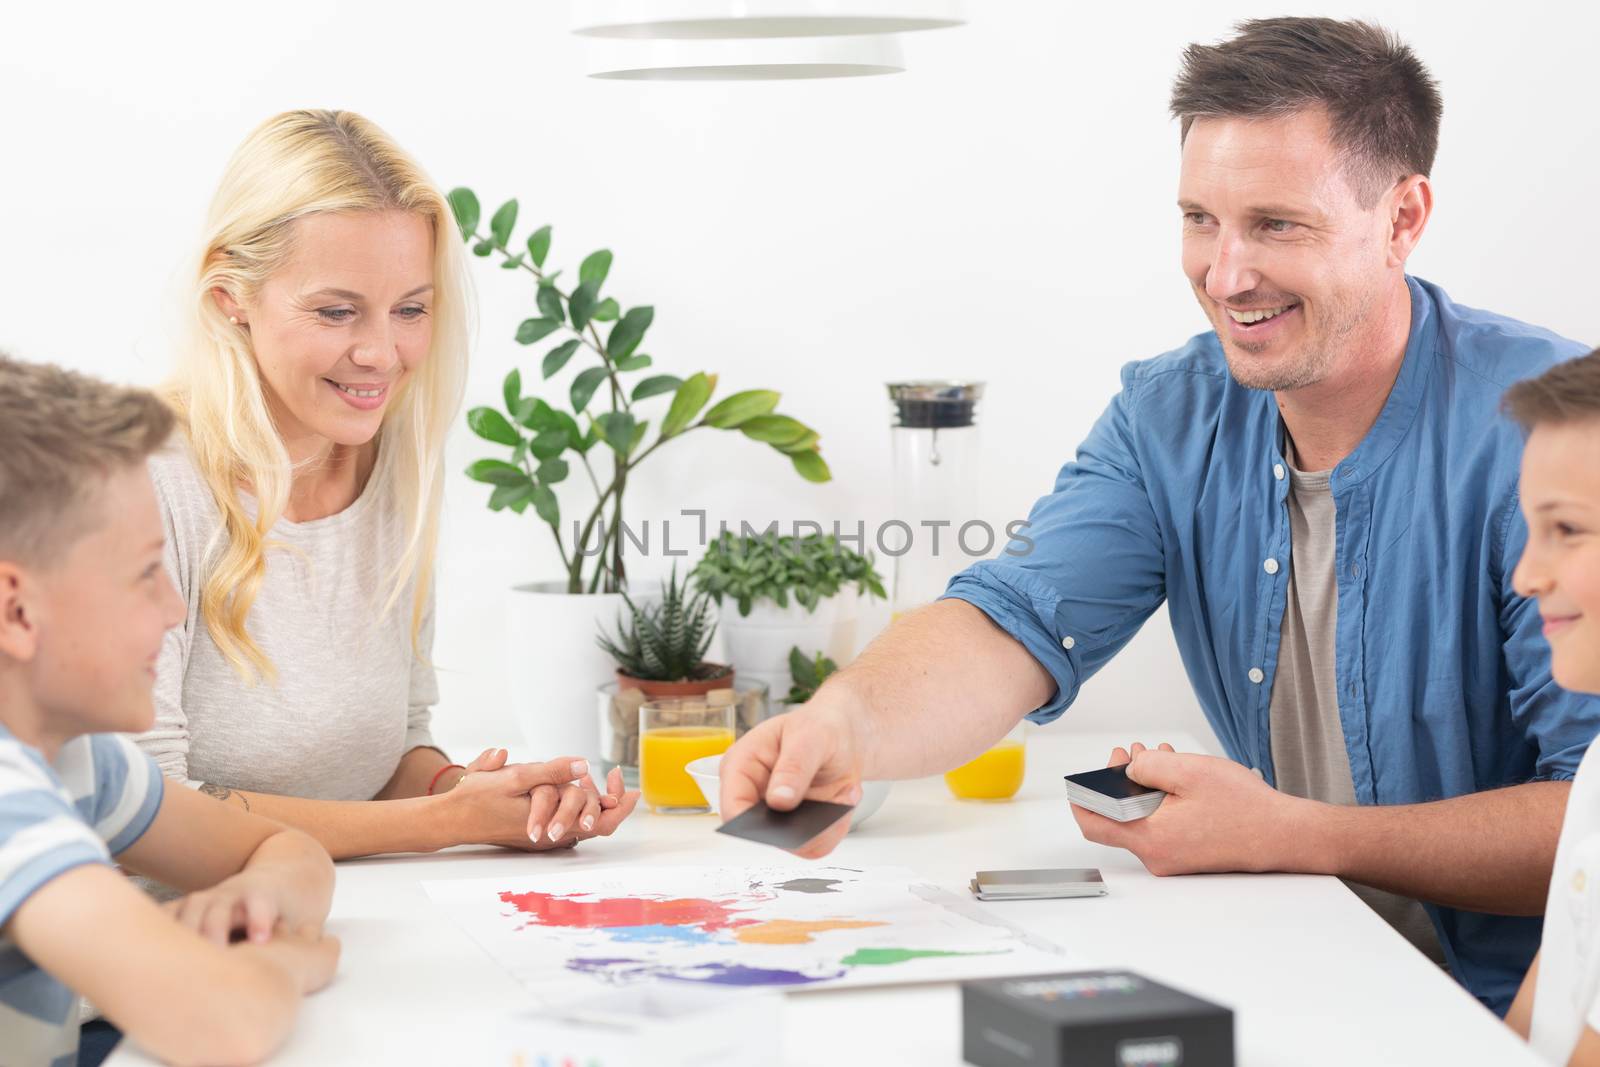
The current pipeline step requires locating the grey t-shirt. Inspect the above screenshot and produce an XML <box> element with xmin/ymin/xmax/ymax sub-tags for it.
<box><xmin>134</xmin><ymin>440</ymin><xmax>438</xmax><ymax>801</ymax></box>
<box><xmin>1269</xmin><ymin>447</ymin><xmax>1449</xmax><ymax>969</ymax></box>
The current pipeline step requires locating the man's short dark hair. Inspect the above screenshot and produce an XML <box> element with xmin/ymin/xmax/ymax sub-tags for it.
<box><xmin>1170</xmin><ymin>17</ymin><xmax>1443</xmax><ymax>205</ymax></box>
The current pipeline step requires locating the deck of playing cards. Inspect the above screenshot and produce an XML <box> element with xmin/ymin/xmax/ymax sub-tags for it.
<box><xmin>1063</xmin><ymin>765</ymin><xmax>1165</xmax><ymax>822</ymax></box>
<box><xmin>969</xmin><ymin>868</ymin><xmax>1106</xmax><ymax>901</ymax></box>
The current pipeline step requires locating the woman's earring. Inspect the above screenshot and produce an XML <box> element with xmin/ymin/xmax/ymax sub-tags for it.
<box><xmin>228</xmin><ymin>316</ymin><xmax>239</xmax><ymax>325</ymax></box>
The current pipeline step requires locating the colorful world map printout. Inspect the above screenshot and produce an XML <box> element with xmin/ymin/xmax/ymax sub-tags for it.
<box><xmin>422</xmin><ymin>865</ymin><xmax>1074</xmax><ymax>1008</ymax></box>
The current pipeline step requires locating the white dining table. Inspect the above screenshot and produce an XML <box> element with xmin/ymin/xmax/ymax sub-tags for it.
<box><xmin>110</xmin><ymin>728</ymin><xmax>1544</xmax><ymax>1066</ymax></box>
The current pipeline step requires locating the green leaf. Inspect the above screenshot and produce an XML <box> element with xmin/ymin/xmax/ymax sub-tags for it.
<box><xmin>790</xmin><ymin>449</ymin><xmax>831</xmax><ymax>483</ymax></box>
<box><xmin>537</xmin><ymin>285</ymin><xmax>564</xmax><ymax>324</ymax></box>
<box><xmin>537</xmin><ymin>457</ymin><xmax>570</xmax><ymax>484</ymax></box>
<box><xmin>552</xmin><ymin>411</ymin><xmax>584</xmax><ymax>449</ymax></box>
<box><xmin>502</xmin><ymin>368</ymin><xmax>522</xmax><ymax>414</ymax></box>
<box><xmin>740</xmin><ymin>415</ymin><xmax>810</xmax><ymax>446</ymax></box>
<box><xmin>570</xmin><ymin>366</ymin><xmax>609</xmax><ymax>413</ymax></box>
<box><xmin>579</xmin><ymin>249</ymin><xmax>613</xmax><ymax>290</ymax></box>
<box><xmin>499</xmin><ymin>253</ymin><xmax>525</xmax><ymax>270</ymax></box>
<box><xmin>531</xmin><ymin>484</ymin><xmax>559</xmax><ymax>525</ymax></box>
<box><xmin>472</xmin><ymin>240</ymin><xmax>495</xmax><ymax>257</ymax></box>
<box><xmin>516</xmin><ymin>318</ymin><xmax>562</xmax><ymax>345</ymax></box>
<box><xmin>447</xmin><ymin>188</ymin><xmax>480</xmax><ymax>241</ymax></box>
<box><xmin>616</xmin><ymin>353</ymin><xmax>651</xmax><ymax>372</ymax></box>
<box><xmin>489</xmin><ymin>481</ymin><xmax>537</xmax><ymax>512</ymax></box>
<box><xmin>569</xmin><ymin>281</ymin><xmax>600</xmax><ymax>332</ymax></box>
<box><xmin>527</xmin><ymin>225</ymin><xmax>552</xmax><ymax>268</ymax></box>
<box><xmin>777</xmin><ymin>429</ymin><xmax>821</xmax><ymax>454</ymax></box>
<box><xmin>542</xmin><ymin>339</ymin><xmax>582</xmax><ymax>379</ymax></box>
<box><xmin>596</xmin><ymin>411</ymin><xmax>637</xmax><ymax>455</ymax></box>
<box><xmin>704</xmin><ymin>389</ymin><xmax>780</xmax><ymax>429</ymax></box>
<box><xmin>518</xmin><ymin>397</ymin><xmax>558</xmax><ymax>432</ymax></box>
<box><xmin>790</xmin><ymin>646</ymin><xmax>819</xmax><ymax>689</ymax></box>
<box><xmin>661</xmin><ymin>372</ymin><xmax>715</xmax><ymax>438</ymax></box>
<box><xmin>466</xmin><ymin>407</ymin><xmax>520</xmax><ymax>446</ymax></box>
<box><xmin>465</xmin><ymin>459</ymin><xmax>527</xmax><ymax>486</ymax></box>
<box><xmin>489</xmin><ymin>199</ymin><xmax>518</xmax><ymax>249</ymax></box>
<box><xmin>593</xmin><ymin>297</ymin><xmax>620</xmax><ymax>323</ymax></box>
<box><xmin>529</xmin><ymin>429</ymin><xmax>569</xmax><ymax>459</ymax></box>
<box><xmin>629</xmin><ymin>418</ymin><xmax>650</xmax><ymax>453</ymax></box>
<box><xmin>631</xmin><ymin>374</ymin><xmax>683</xmax><ymax>402</ymax></box>
<box><xmin>607</xmin><ymin>307</ymin><xmax>654</xmax><ymax>362</ymax></box>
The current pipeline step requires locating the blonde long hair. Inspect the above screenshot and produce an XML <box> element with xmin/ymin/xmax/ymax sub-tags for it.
<box><xmin>167</xmin><ymin>110</ymin><xmax>470</xmax><ymax>682</ymax></box>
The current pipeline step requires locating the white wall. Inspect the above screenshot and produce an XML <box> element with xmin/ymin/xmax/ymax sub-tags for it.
<box><xmin>5</xmin><ymin>0</ymin><xmax>1597</xmax><ymax>758</ymax></box>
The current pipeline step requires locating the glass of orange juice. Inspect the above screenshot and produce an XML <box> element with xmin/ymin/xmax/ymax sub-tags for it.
<box><xmin>639</xmin><ymin>698</ymin><xmax>735</xmax><ymax>814</ymax></box>
<box><xmin>944</xmin><ymin>722</ymin><xmax>1026</xmax><ymax>800</ymax></box>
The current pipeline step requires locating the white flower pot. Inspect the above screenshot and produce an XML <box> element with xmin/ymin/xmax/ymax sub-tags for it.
<box><xmin>506</xmin><ymin>581</ymin><xmax>653</xmax><ymax>761</ymax></box>
<box><xmin>717</xmin><ymin>588</ymin><xmax>859</xmax><ymax>701</ymax></box>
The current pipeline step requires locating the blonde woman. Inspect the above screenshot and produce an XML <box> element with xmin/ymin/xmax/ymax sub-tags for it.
<box><xmin>137</xmin><ymin>110</ymin><xmax>637</xmax><ymax>859</ymax></box>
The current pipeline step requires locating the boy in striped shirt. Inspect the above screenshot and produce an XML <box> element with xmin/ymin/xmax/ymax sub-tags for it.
<box><xmin>0</xmin><ymin>354</ymin><xmax>338</xmax><ymax>1066</ymax></box>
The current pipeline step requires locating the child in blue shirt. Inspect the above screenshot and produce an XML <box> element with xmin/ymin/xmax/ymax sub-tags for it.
<box><xmin>0</xmin><ymin>354</ymin><xmax>338</xmax><ymax>1066</ymax></box>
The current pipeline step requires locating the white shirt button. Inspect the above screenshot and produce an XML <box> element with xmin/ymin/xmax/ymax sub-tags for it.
<box><xmin>1263</xmin><ymin>558</ymin><xmax>1280</xmax><ymax>575</ymax></box>
<box><xmin>1273</xmin><ymin>463</ymin><xmax>1285</xmax><ymax>480</ymax></box>
<box><xmin>1248</xmin><ymin>667</ymin><xmax>1265</xmax><ymax>684</ymax></box>
<box><xmin>1061</xmin><ymin>635</ymin><xmax>1075</xmax><ymax>650</ymax></box>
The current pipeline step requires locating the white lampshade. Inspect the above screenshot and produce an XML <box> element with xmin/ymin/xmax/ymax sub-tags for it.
<box><xmin>572</xmin><ymin>0</ymin><xmax>963</xmax><ymax>39</ymax></box>
<box><xmin>585</xmin><ymin>33</ymin><xmax>905</xmax><ymax>80</ymax></box>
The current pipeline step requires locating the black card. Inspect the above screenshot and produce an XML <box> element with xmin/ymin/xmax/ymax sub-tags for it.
<box><xmin>1063</xmin><ymin>765</ymin><xmax>1161</xmax><ymax>800</ymax></box>
<box><xmin>716</xmin><ymin>799</ymin><xmax>856</xmax><ymax>850</ymax></box>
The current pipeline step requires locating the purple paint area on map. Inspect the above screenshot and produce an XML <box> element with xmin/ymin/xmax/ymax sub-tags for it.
<box><xmin>567</xmin><ymin>957</ymin><xmax>841</xmax><ymax>987</ymax></box>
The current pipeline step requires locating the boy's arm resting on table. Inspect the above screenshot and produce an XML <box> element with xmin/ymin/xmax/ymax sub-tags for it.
<box><xmin>116</xmin><ymin>780</ymin><xmax>334</xmax><ymax>937</ymax></box>
<box><xmin>3</xmin><ymin>864</ymin><xmax>338</xmax><ymax>1067</ymax></box>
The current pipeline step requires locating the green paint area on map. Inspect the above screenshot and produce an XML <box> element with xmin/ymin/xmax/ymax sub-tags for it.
<box><xmin>841</xmin><ymin>947</ymin><xmax>1000</xmax><ymax>967</ymax></box>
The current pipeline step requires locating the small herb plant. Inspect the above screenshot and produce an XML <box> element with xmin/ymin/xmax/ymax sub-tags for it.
<box><xmin>785</xmin><ymin>647</ymin><xmax>839</xmax><ymax>705</ymax></box>
<box><xmin>691</xmin><ymin>532</ymin><xmax>887</xmax><ymax>617</ymax></box>
<box><xmin>450</xmin><ymin>189</ymin><xmax>831</xmax><ymax>595</ymax></box>
<box><xmin>597</xmin><ymin>566</ymin><xmax>729</xmax><ymax>683</ymax></box>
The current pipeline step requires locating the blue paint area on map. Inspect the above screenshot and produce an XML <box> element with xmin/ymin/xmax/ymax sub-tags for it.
<box><xmin>606</xmin><ymin>923</ymin><xmax>714</xmax><ymax>945</ymax></box>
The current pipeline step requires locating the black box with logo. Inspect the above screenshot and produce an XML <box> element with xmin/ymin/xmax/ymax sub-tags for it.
<box><xmin>961</xmin><ymin>970</ymin><xmax>1234</xmax><ymax>1067</ymax></box>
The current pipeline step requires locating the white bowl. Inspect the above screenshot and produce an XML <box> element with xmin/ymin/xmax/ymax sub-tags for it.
<box><xmin>686</xmin><ymin>755</ymin><xmax>890</xmax><ymax>830</ymax></box>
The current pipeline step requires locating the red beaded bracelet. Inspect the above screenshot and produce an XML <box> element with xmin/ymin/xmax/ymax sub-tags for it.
<box><xmin>427</xmin><ymin>763</ymin><xmax>466</xmax><ymax>796</ymax></box>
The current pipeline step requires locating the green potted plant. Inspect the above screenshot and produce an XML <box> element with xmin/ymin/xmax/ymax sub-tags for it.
<box><xmin>448</xmin><ymin>188</ymin><xmax>830</xmax><ymax>757</ymax></box>
<box><xmin>691</xmin><ymin>531</ymin><xmax>885</xmax><ymax>699</ymax></box>
<box><xmin>598</xmin><ymin>567</ymin><xmax>733</xmax><ymax>698</ymax></box>
<box><xmin>784</xmin><ymin>647</ymin><xmax>838</xmax><ymax>705</ymax></box>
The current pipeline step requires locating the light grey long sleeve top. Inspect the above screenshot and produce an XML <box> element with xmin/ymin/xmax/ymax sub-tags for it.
<box><xmin>135</xmin><ymin>440</ymin><xmax>438</xmax><ymax>801</ymax></box>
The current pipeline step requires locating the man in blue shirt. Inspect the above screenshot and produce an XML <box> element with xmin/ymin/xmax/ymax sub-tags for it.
<box><xmin>718</xmin><ymin>17</ymin><xmax>1598</xmax><ymax>1014</ymax></box>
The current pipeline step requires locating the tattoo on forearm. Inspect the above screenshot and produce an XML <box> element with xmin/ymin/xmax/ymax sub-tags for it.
<box><xmin>198</xmin><ymin>782</ymin><xmax>250</xmax><ymax>812</ymax></box>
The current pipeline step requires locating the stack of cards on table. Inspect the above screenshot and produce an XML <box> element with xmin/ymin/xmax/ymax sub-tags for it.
<box><xmin>1063</xmin><ymin>765</ymin><xmax>1165</xmax><ymax>822</ymax></box>
<box><xmin>970</xmin><ymin>868</ymin><xmax>1107</xmax><ymax>901</ymax></box>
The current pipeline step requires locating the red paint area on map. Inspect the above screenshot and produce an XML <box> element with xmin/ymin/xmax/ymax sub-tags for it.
<box><xmin>498</xmin><ymin>890</ymin><xmax>759</xmax><ymax>931</ymax></box>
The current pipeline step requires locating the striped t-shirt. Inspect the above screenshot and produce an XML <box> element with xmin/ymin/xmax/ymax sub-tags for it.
<box><xmin>0</xmin><ymin>723</ymin><xmax>164</xmax><ymax>1067</ymax></box>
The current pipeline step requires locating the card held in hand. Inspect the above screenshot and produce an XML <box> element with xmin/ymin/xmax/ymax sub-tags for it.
<box><xmin>716</xmin><ymin>798</ymin><xmax>856</xmax><ymax>850</ymax></box>
<box><xmin>1063</xmin><ymin>765</ymin><xmax>1166</xmax><ymax>822</ymax></box>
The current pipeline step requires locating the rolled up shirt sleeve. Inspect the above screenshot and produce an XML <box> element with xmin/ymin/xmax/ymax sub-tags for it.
<box><xmin>943</xmin><ymin>361</ymin><xmax>1168</xmax><ymax>724</ymax></box>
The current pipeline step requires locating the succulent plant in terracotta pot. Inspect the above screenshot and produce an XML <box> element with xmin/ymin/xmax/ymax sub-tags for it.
<box><xmin>597</xmin><ymin>567</ymin><xmax>734</xmax><ymax>699</ymax></box>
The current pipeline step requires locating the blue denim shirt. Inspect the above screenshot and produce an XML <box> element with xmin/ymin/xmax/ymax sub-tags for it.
<box><xmin>945</xmin><ymin>276</ymin><xmax>1599</xmax><ymax>1014</ymax></box>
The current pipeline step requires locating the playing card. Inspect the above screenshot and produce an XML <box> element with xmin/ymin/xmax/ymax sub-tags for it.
<box><xmin>715</xmin><ymin>799</ymin><xmax>856</xmax><ymax>850</ymax></box>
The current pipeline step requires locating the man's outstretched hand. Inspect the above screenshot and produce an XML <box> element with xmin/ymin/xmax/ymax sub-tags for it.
<box><xmin>718</xmin><ymin>702</ymin><xmax>864</xmax><ymax>860</ymax></box>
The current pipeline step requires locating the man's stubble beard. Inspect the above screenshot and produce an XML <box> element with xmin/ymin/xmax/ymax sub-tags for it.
<box><xmin>1218</xmin><ymin>292</ymin><xmax>1365</xmax><ymax>393</ymax></box>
